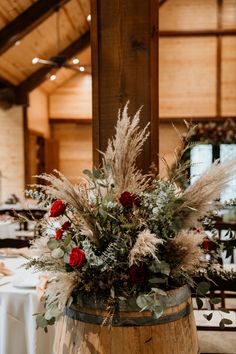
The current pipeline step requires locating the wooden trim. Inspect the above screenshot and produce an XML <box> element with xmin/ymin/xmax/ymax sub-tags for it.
<box><xmin>159</xmin><ymin>116</ymin><xmax>236</xmax><ymax>123</ymax></box>
<box><xmin>0</xmin><ymin>0</ymin><xmax>71</xmax><ymax>55</ymax></box>
<box><xmin>50</xmin><ymin>118</ymin><xmax>92</xmax><ymax>124</ymax></box>
<box><xmin>159</xmin><ymin>29</ymin><xmax>236</xmax><ymax>37</ymax></box>
<box><xmin>216</xmin><ymin>0</ymin><xmax>223</xmax><ymax>117</ymax></box>
<box><xmin>23</xmin><ymin>106</ymin><xmax>28</xmax><ymax>188</ymax></box>
<box><xmin>16</xmin><ymin>31</ymin><xmax>90</xmax><ymax>95</ymax></box>
<box><xmin>150</xmin><ymin>0</ymin><xmax>159</xmax><ymax>166</ymax></box>
<box><xmin>90</xmin><ymin>0</ymin><xmax>100</xmax><ymax>167</ymax></box>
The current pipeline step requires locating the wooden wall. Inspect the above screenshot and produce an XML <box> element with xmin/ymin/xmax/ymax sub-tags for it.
<box><xmin>159</xmin><ymin>0</ymin><xmax>236</xmax><ymax>119</ymax></box>
<box><xmin>0</xmin><ymin>106</ymin><xmax>24</xmax><ymax>202</ymax></box>
<box><xmin>27</xmin><ymin>88</ymin><xmax>50</xmax><ymax>137</ymax></box>
<box><xmin>49</xmin><ymin>74</ymin><xmax>92</xmax><ymax>120</ymax></box>
<box><xmin>50</xmin><ymin>122</ymin><xmax>92</xmax><ymax>182</ymax></box>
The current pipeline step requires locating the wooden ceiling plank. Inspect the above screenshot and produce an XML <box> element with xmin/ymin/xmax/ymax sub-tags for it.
<box><xmin>159</xmin><ymin>0</ymin><xmax>168</xmax><ymax>7</ymax></box>
<box><xmin>0</xmin><ymin>0</ymin><xmax>71</xmax><ymax>55</ymax></box>
<box><xmin>16</xmin><ymin>30</ymin><xmax>90</xmax><ymax>94</ymax></box>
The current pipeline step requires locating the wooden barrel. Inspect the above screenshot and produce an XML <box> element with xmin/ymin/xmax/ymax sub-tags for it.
<box><xmin>54</xmin><ymin>285</ymin><xmax>199</xmax><ymax>354</ymax></box>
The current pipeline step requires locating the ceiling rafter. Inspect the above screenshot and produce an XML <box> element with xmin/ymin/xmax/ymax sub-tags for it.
<box><xmin>0</xmin><ymin>0</ymin><xmax>71</xmax><ymax>56</ymax></box>
<box><xmin>15</xmin><ymin>30</ymin><xmax>90</xmax><ymax>103</ymax></box>
<box><xmin>159</xmin><ymin>0</ymin><xmax>168</xmax><ymax>7</ymax></box>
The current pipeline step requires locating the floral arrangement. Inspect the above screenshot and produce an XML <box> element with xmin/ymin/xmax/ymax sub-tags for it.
<box><xmin>187</xmin><ymin>119</ymin><xmax>236</xmax><ymax>144</ymax></box>
<box><xmin>25</xmin><ymin>103</ymin><xmax>235</xmax><ymax>330</ymax></box>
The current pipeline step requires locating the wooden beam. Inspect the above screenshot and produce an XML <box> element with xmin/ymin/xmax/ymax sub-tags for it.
<box><xmin>160</xmin><ymin>29</ymin><xmax>236</xmax><ymax>37</ymax></box>
<box><xmin>0</xmin><ymin>0</ymin><xmax>71</xmax><ymax>55</ymax></box>
<box><xmin>16</xmin><ymin>31</ymin><xmax>90</xmax><ymax>96</ymax></box>
<box><xmin>216</xmin><ymin>0</ymin><xmax>223</xmax><ymax>117</ymax></box>
<box><xmin>91</xmin><ymin>0</ymin><xmax>159</xmax><ymax>172</ymax></box>
<box><xmin>159</xmin><ymin>0</ymin><xmax>168</xmax><ymax>7</ymax></box>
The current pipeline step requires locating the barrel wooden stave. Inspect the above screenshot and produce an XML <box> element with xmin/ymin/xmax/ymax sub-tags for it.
<box><xmin>54</xmin><ymin>288</ymin><xmax>199</xmax><ymax>354</ymax></box>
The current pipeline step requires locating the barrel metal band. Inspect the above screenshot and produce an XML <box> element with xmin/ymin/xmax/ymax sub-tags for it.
<box><xmin>65</xmin><ymin>303</ymin><xmax>192</xmax><ymax>327</ymax></box>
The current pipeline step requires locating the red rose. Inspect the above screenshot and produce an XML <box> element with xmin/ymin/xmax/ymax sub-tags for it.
<box><xmin>119</xmin><ymin>191</ymin><xmax>141</xmax><ymax>209</ymax></box>
<box><xmin>69</xmin><ymin>247</ymin><xmax>86</xmax><ymax>269</ymax></box>
<box><xmin>50</xmin><ymin>200</ymin><xmax>66</xmax><ymax>217</ymax></box>
<box><xmin>61</xmin><ymin>221</ymin><xmax>71</xmax><ymax>231</ymax></box>
<box><xmin>129</xmin><ymin>265</ymin><xmax>148</xmax><ymax>285</ymax></box>
<box><xmin>55</xmin><ymin>229</ymin><xmax>63</xmax><ymax>240</ymax></box>
<box><xmin>202</xmin><ymin>238</ymin><xmax>209</xmax><ymax>251</ymax></box>
<box><xmin>55</xmin><ymin>222</ymin><xmax>71</xmax><ymax>240</ymax></box>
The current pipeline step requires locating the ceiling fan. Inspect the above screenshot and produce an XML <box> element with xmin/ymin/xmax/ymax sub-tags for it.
<box><xmin>31</xmin><ymin>5</ymin><xmax>87</xmax><ymax>77</ymax></box>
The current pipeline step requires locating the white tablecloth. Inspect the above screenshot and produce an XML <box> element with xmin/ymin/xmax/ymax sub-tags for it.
<box><xmin>0</xmin><ymin>257</ymin><xmax>54</xmax><ymax>354</ymax></box>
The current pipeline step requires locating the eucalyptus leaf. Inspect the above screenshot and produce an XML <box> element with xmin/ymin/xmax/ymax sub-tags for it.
<box><xmin>151</xmin><ymin>288</ymin><xmax>167</xmax><ymax>296</ymax></box>
<box><xmin>83</xmin><ymin>169</ymin><xmax>93</xmax><ymax>178</ymax></box>
<box><xmin>64</xmin><ymin>253</ymin><xmax>69</xmax><ymax>263</ymax></box>
<box><xmin>51</xmin><ymin>248</ymin><xmax>64</xmax><ymax>259</ymax></box>
<box><xmin>36</xmin><ymin>314</ymin><xmax>48</xmax><ymax>329</ymax></box>
<box><xmin>93</xmin><ymin>169</ymin><xmax>101</xmax><ymax>179</ymax></box>
<box><xmin>149</xmin><ymin>278</ymin><xmax>166</xmax><ymax>284</ymax></box>
<box><xmin>149</xmin><ymin>261</ymin><xmax>170</xmax><ymax>276</ymax></box>
<box><xmin>196</xmin><ymin>282</ymin><xmax>210</xmax><ymax>296</ymax></box>
<box><xmin>136</xmin><ymin>295</ymin><xmax>149</xmax><ymax>309</ymax></box>
<box><xmin>210</xmin><ymin>297</ymin><xmax>221</xmax><ymax>305</ymax></box>
<box><xmin>203</xmin><ymin>313</ymin><xmax>213</xmax><ymax>321</ymax></box>
<box><xmin>219</xmin><ymin>318</ymin><xmax>233</xmax><ymax>329</ymax></box>
<box><xmin>196</xmin><ymin>297</ymin><xmax>203</xmax><ymax>309</ymax></box>
<box><xmin>47</xmin><ymin>239</ymin><xmax>59</xmax><ymax>251</ymax></box>
<box><xmin>64</xmin><ymin>234</ymin><xmax>72</xmax><ymax>247</ymax></box>
<box><xmin>219</xmin><ymin>307</ymin><xmax>230</xmax><ymax>314</ymax></box>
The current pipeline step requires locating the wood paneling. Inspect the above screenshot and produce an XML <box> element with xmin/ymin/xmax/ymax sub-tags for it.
<box><xmin>27</xmin><ymin>88</ymin><xmax>50</xmax><ymax>137</ymax></box>
<box><xmin>91</xmin><ymin>0</ymin><xmax>159</xmax><ymax>171</ymax></box>
<box><xmin>159</xmin><ymin>37</ymin><xmax>217</xmax><ymax>118</ymax></box>
<box><xmin>0</xmin><ymin>106</ymin><xmax>24</xmax><ymax>201</ymax></box>
<box><xmin>222</xmin><ymin>0</ymin><xmax>236</xmax><ymax>29</ymax></box>
<box><xmin>0</xmin><ymin>0</ymin><xmax>90</xmax><ymax>85</ymax></box>
<box><xmin>0</xmin><ymin>0</ymin><xmax>34</xmax><ymax>30</ymax></box>
<box><xmin>0</xmin><ymin>0</ymin><xmax>71</xmax><ymax>56</ymax></box>
<box><xmin>221</xmin><ymin>36</ymin><xmax>236</xmax><ymax>116</ymax></box>
<box><xmin>159</xmin><ymin>0</ymin><xmax>217</xmax><ymax>31</ymax></box>
<box><xmin>51</xmin><ymin>122</ymin><xmax>92</xmax><ymax>183</ymax></box>
<box><xmin>159</xmin><ymin>121</ymin><xmax>186</xmax><ymax>177</ymax></box>
<box><xmin>49</xmin><ymin>73</ymin><xmax>92</xmax><ymax>119</ymax></box>
<box><xmin>41</xmin><ymin>46</ymin><xmax>91</xmax><ymax>94</ymax></box>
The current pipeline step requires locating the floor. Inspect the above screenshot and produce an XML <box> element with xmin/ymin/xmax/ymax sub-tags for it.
<box><xmin>195</xmin><ymin>310</ymin><xmax>236</xmax><ymax>354</ymax></box>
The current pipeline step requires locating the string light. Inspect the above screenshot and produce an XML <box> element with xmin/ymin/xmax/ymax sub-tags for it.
<box><xmin>50</xmin><ymin>74</ymin><xmax>56</xmax><ymax>81</ymax></box>
<box><xmin>72</xmin><ymin>57</ymin><xmax>80</xmax><ymax>64</ymax></box>
<box><xmin>32</xmin><ymin>57</ymin><xmax>39</xmax><ymax>64</ymax></box>
<box><xmin>79</xmin><ymin>66</ymin><xmax>85</xmax><ymax>72</ymax></box>
<box><xmin>87</xmin><ymin>14</ymin><xmax>91</xmax><ymax>22</ymax></box>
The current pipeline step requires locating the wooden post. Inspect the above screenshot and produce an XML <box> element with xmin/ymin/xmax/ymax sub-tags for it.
<box><xmin>91</xmin><ymin>0</ymin><xmax>159</xmax><ymax>172</ymax></box>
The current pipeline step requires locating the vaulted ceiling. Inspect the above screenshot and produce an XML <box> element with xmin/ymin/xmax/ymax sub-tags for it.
<box><xmin>0</xmin><ymin>0</ymin><xmax>90</xmax><ymax>98</ymax></box>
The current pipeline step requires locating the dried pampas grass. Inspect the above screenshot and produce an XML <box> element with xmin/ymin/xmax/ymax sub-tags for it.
<box><xmin>44</xmin><ymin>272</ymin><xmax>79</xmax><ymax>312</ymax></box>
<box><xmin>36</xmin><ymin>170</ymin><xmax>98</xmax><ymax>244</ymax></box>
<box><xmin>166</xmin><ymin>230</ymin><xmax>205</xmax><ymax>275</ymax></box>
<box><xmin>129</xmin><ymin>229</ymin><xmax>163</xmax><ymax>265</ymax></box>
<box><xmin>103</xmin><ymin>101</ymin><xmax>150</xmax><ymax>195</ymax></box>
<box><xmin>181</xmin><ymin>160</ymin><xmax>236</xmax><ymax>228</ymax></box>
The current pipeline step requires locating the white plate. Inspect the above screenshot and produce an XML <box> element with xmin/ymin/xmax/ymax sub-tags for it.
<box><xmin>12</xmin><ymin>279</ymin><xmax>37</xmax><ymax>289</ymax></box>
<box><xmin>0</xmin><ymin>254</ymin><xmax>19</xmax><ymax>258</ymax></box>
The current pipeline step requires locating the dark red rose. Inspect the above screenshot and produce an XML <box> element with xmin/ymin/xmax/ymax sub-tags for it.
<box><xmin>202</xmin><ymin>238</ymin><xmax>209</xmax><ymax>251</ymax></box>
<box><xmin>55</xmin><ymin>229</ymin><xmax>63</xmax><ymax>240</ymax></box>
<box><xmin>50</xmin><ymin>200</ymin><xmax>66</xmax><ymax>217</ymax></box>
<box><xmin>133</xmin><ymin>195</ymin><xmax>141</xmax><ymax>207</ymax></box>
<box><xmin>61</xmin><ymin>221</ymin><xmax>71</xmax><ymax>231</ymax></box>
<box><xmin>69</xmin><ymin>247</ymin><xmax>86</xmax><ymax>269</ymax></box>
<box><xmin>129</xmin><ymin>265</ymin><xmax>148</xmax><ymax>285</ymax></box>
<box><xmin>119</xmin><ymin>191</ymin><xmax>141</xmax><ymax>209</ymax></box>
